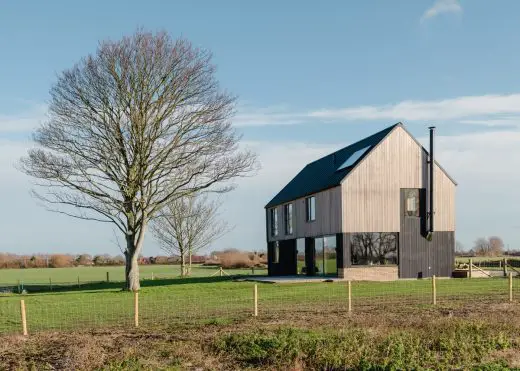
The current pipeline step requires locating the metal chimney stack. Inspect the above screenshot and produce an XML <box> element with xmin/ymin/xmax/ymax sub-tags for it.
<box><xmin>427</xmin><ymin>126</ymin><xmax>436</xmax><ymax>240</ymax></box>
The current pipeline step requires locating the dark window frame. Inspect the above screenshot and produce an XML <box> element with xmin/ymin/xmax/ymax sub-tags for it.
<box><xmin>305</xmin><ymin>196</ymin><xmax>316</xmax><ymax>222</ymax></box>
<box><xmin>271</xmin><ymin>241</ymin><xmax>280</xmax><ymax>263</ymax></box>
<box><xmin>404</xmin><ymin>189</ymin><xmax>420</xmax><ymax>218</ymax></box>
<box><xmin>350</xmin><ymin>232</ymin><xmax>399</xmax><ymax>266</ymax></box>
<box><xmin>284</xmin><ymin>203</ymin><xmax>293</xmax><ymax>235</ymax></box>
<box><xmin>270</xmin><ymin>208</ymin><xmax>278</xmax><ymax>237</ymax></box>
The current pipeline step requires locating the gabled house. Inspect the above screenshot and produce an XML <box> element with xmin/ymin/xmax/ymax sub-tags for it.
<box><xmin>265</xmin><ymin>123</ymin><xmax>456</xmax><ymax>280</ymax></box>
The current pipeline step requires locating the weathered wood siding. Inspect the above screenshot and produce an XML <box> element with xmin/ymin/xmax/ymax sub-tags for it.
<box><xmin>341</xmin><ymin>126</ymin><xmax>455</xmax><ymax>232</ymax></box>
<box><xmin>267</xmin><ymin>186</ymin><xmax>342</xmax><ymax>242</ymax></box>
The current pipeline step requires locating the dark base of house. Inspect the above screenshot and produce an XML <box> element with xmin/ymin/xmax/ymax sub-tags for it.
<box><xmin>267</xmin><ymin>231</ymin><xmax>454</xmax><ymax>280</ymax></box>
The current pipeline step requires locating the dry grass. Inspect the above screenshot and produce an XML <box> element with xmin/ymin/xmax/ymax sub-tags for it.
<box><xmin>2</xmin><ymin>303</ymin><xmax>520</xmax><ymax>370</ymax></box>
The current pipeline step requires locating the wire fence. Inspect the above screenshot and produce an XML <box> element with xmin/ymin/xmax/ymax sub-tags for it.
<box><xmin>0</xmin><ymin>274</ymin><xmax>518</xmax><ymax>336</ymax></box>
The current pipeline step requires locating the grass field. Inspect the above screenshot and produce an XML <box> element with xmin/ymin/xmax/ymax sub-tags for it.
<box><xmin>1</xmin><ymin>273</ymin><xmax>519</xmax><ymax>369</ymax></box>
<box><xmin>0</xmin><ymin>264</ymin><xmax>265</xmax><ymax>286</ymax></box>
<box><xmin>0</xmin><ymin>274</ymin><xmax>518</xmax><ymax>335</ymax></box>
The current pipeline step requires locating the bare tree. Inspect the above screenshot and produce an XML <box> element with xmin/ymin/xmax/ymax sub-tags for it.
<box><xmin>19</xmin><ymin>30</ymin><xmax>257</xmax><ymax>290</ymax></box>
<box><xmin>455</xmin><ymin>241</ymin><xmax>465</xmax><ymax>255</ymax></box>
<box><xmin>151</xmin><ymin>193</ymin><xmax>229</xmax><ymax>277</ymax></box>
<box><xmin>473</xmin><ymin>236</ymin><xmax>504</xmax><ymax>257</ymax></box>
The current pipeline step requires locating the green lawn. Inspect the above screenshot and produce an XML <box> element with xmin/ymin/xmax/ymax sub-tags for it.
<box><xmin>0</xmin><ymin>275</ymin><xmax>517</xmax><ymax>335</ymax></box>
<box><xmin>0</xmin><ymin>264</ymin><xmax>264</xmax><ymax>286</ymax></box>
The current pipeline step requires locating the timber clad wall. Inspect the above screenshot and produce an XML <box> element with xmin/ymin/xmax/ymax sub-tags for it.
<box><xmin>267</xmin><ymin>186</ymin><xmax>342</xmax><ymax>242</ymax></box>
<box><xmin>341</xmin><ymin>126</ymin><xmax>455</xmax><ymax>233</ymax></box>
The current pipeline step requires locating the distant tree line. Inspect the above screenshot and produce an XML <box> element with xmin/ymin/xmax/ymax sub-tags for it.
<box><xmin>456</xmin><ymin>236</ymin><xmax>520</xmax><ymax>257</ymax></box>
<box><xmin>0</xmin><ymin>249</ymin><xmax>267</xmax><ymax>270</ymax></box>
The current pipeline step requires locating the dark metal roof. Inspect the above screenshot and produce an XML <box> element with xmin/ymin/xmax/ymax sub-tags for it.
<box><xmin>265</xmin><ymin>123</ymin><xmax>401</xmax><ymax>208</ymax></box>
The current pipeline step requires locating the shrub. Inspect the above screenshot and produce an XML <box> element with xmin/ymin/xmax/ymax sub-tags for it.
<box><xmin>219</xmin><ymin>251</ymin><xmax>253</xmax><ymax>269</ymax></box>
<box><xmin>49</xmin><ymin>254</ymin><xmax>73</xmax><ymax>268</ymax></box>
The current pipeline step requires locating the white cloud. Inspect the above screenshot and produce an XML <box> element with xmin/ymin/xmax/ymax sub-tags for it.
<box><xmin>0</xmin><ymin>105</ymin><xmax>47</xmax><ymax>133</ymax></box>
<box><xmin>235</xmin><ymin>94</ymin><xmax>520</xmax><ymax>127</ymax></box>
<box><xmin>421</xmin><ymin>0</ymin><xmax>462</xmax><ymax>22</ymax></box>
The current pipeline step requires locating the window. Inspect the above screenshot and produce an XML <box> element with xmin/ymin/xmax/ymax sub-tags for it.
<box><xmin>405</xmin><ymin>189</ymin><xmax>420</xmax><ymax>217</ymax></box>
<box><xmin>337</xmin><ymin>145</ymin><xmax>371</xmax><ymax>171</ymax></box>
<box><xmin>305</xmin><ymin>196</ymin><xmax>316</xmax><ymax>222</ymax></box>
<box><xmin>271</xmin><ymin>241</ymin><xmax>280</xmax><ymax>263</ymax></box>
<box><xmin>284</xmin><ymin>203</ymin><xmax>293</xmax><ymax>234</ymax></box>
<box><xmin>270</xmin><ymin>208</ymin><xmax>278</xmax><ymax>236</ymax></box>
<box><xmin>350</xmin><ymin>232</ymin><xmax>398</xmax><ymax>265</ymax></box>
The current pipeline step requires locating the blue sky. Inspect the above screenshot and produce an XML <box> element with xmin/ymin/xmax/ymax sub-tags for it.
<box><xmin>1</xmin><ymin>0</ymin><xmax>520</xmax><ymax>255</ymax></box>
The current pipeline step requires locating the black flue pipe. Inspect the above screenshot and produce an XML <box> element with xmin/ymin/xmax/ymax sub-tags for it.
<box><xmin>428</xmin><ymin>126</ymin><xmax>436</xmax><ymax>234</ymax></box>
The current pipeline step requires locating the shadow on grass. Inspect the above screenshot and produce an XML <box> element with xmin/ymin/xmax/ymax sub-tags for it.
<box><xmin>3</xmin><ymin>275</ymin><xmax>267</xmax><ymax>295</ymax></box>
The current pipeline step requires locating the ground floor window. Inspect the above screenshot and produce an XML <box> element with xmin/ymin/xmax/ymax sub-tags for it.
<box><xmin>271</xmin><ymin>241</ymin><xmax>280</xmax><ymax>264</ymax></box>
<box><xmin>315</xmin><ymin>235</ymin><xmax>337</xmax><ymax>276</ymax></box>
<box><xmin>350</xmin><ymin>232</ymin><xmax>398</xmax><ymax>265</ymax></box>
<box><xmin>296</xmin><ymin>238</ymin><xmax>306</xmax><ymax>274</ymax></box>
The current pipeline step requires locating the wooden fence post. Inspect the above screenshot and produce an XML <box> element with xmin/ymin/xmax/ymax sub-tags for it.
<box><xmin>503</xmin><ymin>258</ymin><xmax>508</xmax><ymax>277</ymax></box>
<box><xmin>77</xmin><ymin>276</ymin><xmax>80</xmax><ymax>288</ymax></box>
<box><xmin>17</xmin><ymin>279</ymin><xmax>20</xmax><ymax>294</ymax></box>
<box><xmin>468</xmin><ymin>258</ymin><xmax>473</xmax><ymax>279</ymax></box>
<box><xmin>219</xmin><ymin>267</ymin><xmax>223</xmax><ymax>277</ymax></box>
<box><xmin>253</xmin><ymin>284</ymin><xmax>258</xmax><ymax>317</ymax></box>
<box><xmin>348</xmin><ymin>280</ymin><xmax>352</xmax><ymax>313</ymax></box>
<box><xmin>106</xmin><ymin>271</ymin><xmax>110</xmax><ymax>283</ymax></box>
<box><xmin>49</xmin><ymin>278</ymin><xmax>52</xmax><ymax>291</ymax></box>
<box><xmin>509</xmin><ymin>272</ymin><xmax>513</xmax><ymax>303</ymax></box>
<box><xmin>20</xmin><ymin>300</ymin><xmax>28</xmax><ymax>336</ymax></box>
<box><xmin>151</xmin><ymin>272</ymin><xmax>154</xmax><ymax>281</ymax></box>
<box><xmin>432</xmin><ymin>275</ymin><xmax>437</xmax><ymax>306</ymax></box>
<box><xmin>134</xmin><ymin>291</ymin><xmax>139</xmax><ymax>327</ymax></box>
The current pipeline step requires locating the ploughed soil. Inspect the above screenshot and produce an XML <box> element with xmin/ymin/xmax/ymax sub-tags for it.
<box><xmin>1</xmin><ymin>302</ymin><xmax>520</xmax><ymax>370</ymax></box>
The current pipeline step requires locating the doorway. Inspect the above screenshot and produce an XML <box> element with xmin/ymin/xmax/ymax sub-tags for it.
<box><xmin>313</xmin><ymin>235</ymin><xmax>337</xmax><ymax>276</ymax></box>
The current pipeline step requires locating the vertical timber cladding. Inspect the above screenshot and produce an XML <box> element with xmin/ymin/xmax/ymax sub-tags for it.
<box><xmin>399</xmin><ymin>189</ymin><xmax>455</xmax><ymax>278</ymax></box>
<box><xmin>341</xmin><ymin>126</ymin><xmax>455</xmax><ymax>233</ymax></box>
<box><xmin>268</xmin><ymin>239</ymin><xmax>297</xmax><ymax>276</ymax></box>
<box><xmin>266</xmin><ymin>186</ymin><xmax>342</xmax><ymax>243</ymax></box>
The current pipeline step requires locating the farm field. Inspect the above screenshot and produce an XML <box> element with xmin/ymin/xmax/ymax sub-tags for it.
<box><xmin>0</xmin><ymin>275</ymin><xmax>518</xmax><ymax>334</ymax></box>
<box><xmin>0</xmin><ymin>264</ymin><xmax>265</xmax><ymax>286</ymax></box>
<box><xmin>1</xmin><ymin>276</ymin><xmax>520</xmax><ymax>369</ymax></box>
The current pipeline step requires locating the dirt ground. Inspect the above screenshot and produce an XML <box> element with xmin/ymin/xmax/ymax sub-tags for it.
<box><xmin>1</xmin><ymin>302</ymin><xmax>520</xmax><ymax>370</ymax></box>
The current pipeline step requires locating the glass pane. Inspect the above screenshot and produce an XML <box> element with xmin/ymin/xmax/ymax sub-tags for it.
<box><xmin>314</xmin><ymin>237</ymin><xmax>324</xmax><ymax>275</ymax></box>
<box><xmin>350</xmin><ymin>232</ymin><xmax>398</xmax><ymax>265</ymax></box>
<box><xmin>337</xmin><ymin>145</ymin><xmax>371</xmax><ymax>170</ymax></box>
<box><xmin>310</xmin><ymin>197</ymin><xmax>316</xmax><ymax>220</ymax></box>
<box><xmin>323</xmin><ymin>235</ymin><xmax>337</xmax><ymax>275</ymax></box>
<box><xmin>296</xmin><ymin>238</ymin><xmax>306</xmax><ymax>275</ymax></box>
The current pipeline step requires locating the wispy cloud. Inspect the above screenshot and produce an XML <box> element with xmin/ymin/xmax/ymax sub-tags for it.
<box><xmin>0</xmin><ymin>105</ymin><xmax>47</xmax><ymax>134</ymax></box>
<box><xmin>421</xmin><ymin>0</ymin><xmax>462</xmax><ymax>22</ymax></box>
<box><xmin>235</xmin><ymin>94</ymin><xmax>520</xmax><ymax>127</ymax></box>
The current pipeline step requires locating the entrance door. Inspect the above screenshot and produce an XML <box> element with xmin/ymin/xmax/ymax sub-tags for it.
<box><xmin>313</xmin><ymin>235</ymin><xmax>337</xmax><ymax>276</ymax></box>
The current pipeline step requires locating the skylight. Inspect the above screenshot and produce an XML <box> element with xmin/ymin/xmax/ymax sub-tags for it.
<box><xmin>337</xmin><ymin>145</ymin><xmax>371</xmax><ymax>171</ymax></box>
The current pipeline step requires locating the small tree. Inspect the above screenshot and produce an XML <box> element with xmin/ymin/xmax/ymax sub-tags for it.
<box><xmin>76</xmin><ymin>254</ymin><xmax>93</xmax><ymax>266</ymax></box>
<box><xmin>20</xmin><ymin>30</ymin><xmax>257</xmax><ymax>290</ymax></box>
<box><xmin>151</xmin><ymin>193</ymin><xmax>229</xmax><ymax>276</ymax></box>
<box><xmin>473</xmin><ymin>236</ymin><xmax>504</xmax><ymax>257</ymax></box>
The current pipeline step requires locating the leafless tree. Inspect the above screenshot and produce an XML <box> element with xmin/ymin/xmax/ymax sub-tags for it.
<box><xmin>19</xmin><ymin>30</ymin><xmax>257</xmax><ymax>290</ymax></box>
<box><xmin>473</xmin><ymin>236</ymin><xmax>504</xmax><ymax>257</ymax></box>
<box><xmin>151</xmin><ymin>193</ymin><xmax>229</xmax><ymax>277</ymax></box>
<box><xmin>455</xmin><ymin>241</ymin><xmax>465</xmax><ymax>255</ymax></box>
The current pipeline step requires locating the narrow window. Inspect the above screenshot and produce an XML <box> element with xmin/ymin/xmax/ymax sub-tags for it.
<box><xmin>270</xmin><ymin>208</ymin><xmax>278</xmax><ymax>236</ymax></box>
<box><xmin>306</xmin><ymin>196</ymin><xmax>316</xmax><ymax>222</ymax></box>
<box><xmin>284</xmin><ymin>203</ymin><xmax>293</xmax><ymax>234</ymax></box>
<box><xmin>272</xmin><ymin>241</ymin><xmax>280</xmax><ymax>263</ymax></box>
<box><xmin>405</xmin><ymin>189</ymin><xmax>420</xmax><ymax>217</ymax></box>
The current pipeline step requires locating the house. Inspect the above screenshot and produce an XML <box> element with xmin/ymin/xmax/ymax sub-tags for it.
<box><xmin>264</xmin><ymin>123</ymin><xmax>456</xmax><ymax>280</ymax></box>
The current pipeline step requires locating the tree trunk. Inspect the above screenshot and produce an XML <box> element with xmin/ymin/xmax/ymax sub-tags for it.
<box><xmin>180</xmin><ymin>253</ymin><xmax>186</xmax><ymax>278</ymax></box>
<box><xmin>125</xmin><ymin>222</ymin><xmax>147</xmax><ymax>291</ymax></box>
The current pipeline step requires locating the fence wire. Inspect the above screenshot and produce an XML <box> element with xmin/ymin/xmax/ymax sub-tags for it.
<box><xmin>0</xmin><ymin>276</ymin><xmax>518</xmax><ymax>335</ymax></box>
